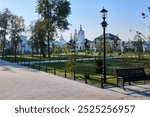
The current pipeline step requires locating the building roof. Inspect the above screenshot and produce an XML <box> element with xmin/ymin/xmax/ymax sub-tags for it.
<box><xmin>95</xmin><ymin>33</ymin><xmax>122</xmax><ymax>41</ymax></box>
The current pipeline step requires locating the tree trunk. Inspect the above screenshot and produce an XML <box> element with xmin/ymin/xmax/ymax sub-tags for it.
<box><xmin>47</xmin><ymin>32</ymin><xmax>50</xmax><ymax>58</ymax></box>
<box><xmin>138</xmin><ymin>53</ymin><xmax>141</xmax><ymax>60</ymax></box>
<box><xmin>14</xmin><ymin>45</ymin><xmax>17</xmax><ymax>62</ymax></box>
<box><xmin>31</xmin><ymin>47</ymin><xmax>34</xmax><ymax>58</ymax></box>
<box><xmin>2</xmin><ymin>36</ymin><xmax>6</xmax><ymax>57</ymax></box>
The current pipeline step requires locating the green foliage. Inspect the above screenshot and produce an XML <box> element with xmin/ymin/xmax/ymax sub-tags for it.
<box><xmin>28</xmin><ymin>20</ymin><xmax>47</xmax><ymax>58</ymax></box>
<box><xmin>37</xmin><ymin>0</ymin><xmax>71</xmax><ymax>58</ymax></box>
<box><xmin>0</xmin><ymin>8</ymin><xmax>12</xmax><ymax>57</ymax></box>
<box><xmin>0</xmin><ymin>8</ymin><xmax>25</xmax><ymax>60</ymax></box>
<box><xmin>84</xmin><ymin>39</ymin><xmax>90</xmax><ymax>56</ymax></box>
<box><xmin>67</xmin><ymin>39</ymin><xmax>76</xmax><ymax>54</ymax></box>
<box><xmin>35</xmin><ymin>20</ymin><xmax>47</xmax><ymax>57</ymax></box>
<box><xmin>113</xmin><ymin>35</ymin><xmax>119</xmax><ymax>52</ymax></box>
<box><xmin>133</xmin><ymin>34</ymin><xmax>144</xmax><ymax>59</ymax></box>
<box><xmin>106</xmin><ymin>41</ymin><xmax>111</xmax><ymax>54</ymax></box>
<box><xmin>95</xmin><ymin>58</ymin><xmax>103</xmax><ymax>74</ymax></box>
<box><xmin>95</xmin><ymin>40</ymin><xmax>103</xmax><ymax>56</ymax></box>
<box><xmin>66</xmin><ymin>55</ymin><xmax>76</xmax><ymax>74</ymax></box>
<box><xmin>54</xmin><ymin>45</ymin><xmax>62</xmax><ymax>56</ymax></box>
<box><xmin>10</xmin><ymin>15</ymin><xmax>25</xmax><ymax>61</ymax></box>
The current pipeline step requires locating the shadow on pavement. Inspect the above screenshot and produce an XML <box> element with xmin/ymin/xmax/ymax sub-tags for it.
<box><xmin>106</xmin><ymin>84</ymin><xmax>150</xmax><ymax>98</ymax></box>
<box><xmin>0</xmin><ymin>63</ymin><xmax>39</xmax><ymax>73</ymax></box>
<box><xmin>125</xmin><ymin>85</ymin><xmax>150</xmax><ymax>97</ymax></box>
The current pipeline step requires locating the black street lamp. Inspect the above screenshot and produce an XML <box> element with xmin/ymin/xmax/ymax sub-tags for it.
<box><xmin>100</xmin><ymin>7</ymin><xmax>108</xmax><ymax>83</ymax></box>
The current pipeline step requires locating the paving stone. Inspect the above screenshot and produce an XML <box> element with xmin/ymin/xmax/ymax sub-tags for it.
<box><xmin>0</xmin><ymin>59</ymin><xmax>150</xmax><ymax>100</ymax></box>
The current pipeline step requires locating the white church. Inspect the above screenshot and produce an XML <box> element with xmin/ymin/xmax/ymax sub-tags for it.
<box><xmin>76</xmin><ymin>25</ymin><xmax>86</xmax><ymax>51</ymax></box>
<box><xmin>58</xmin><ymin>25</ymin><xmax>88</xmax><ymax>51</ymax></box>
<box><xmin>18</xmin><ymin>25</ymin><xmax>150</xmax><ymax>54</ymax></box>
<box><xmin>57</xmin><ymin>25</ymin><xmax>125</xmax><ymax>52</ymax></box>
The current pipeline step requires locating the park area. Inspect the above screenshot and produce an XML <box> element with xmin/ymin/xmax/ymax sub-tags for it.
<box><xmin>0</xmin><ymin>1</ymin><xmax>150</xmax><ymax>100</ymax></box>
<box><xmin>1</xmin><ymin>53</ymin><xmax>150</xmax><ymax>88</ymax></box>
<box><xmin>0</xmin><ymin>55</ymin><xmax>150</xmax><ymax>100</ymax></box>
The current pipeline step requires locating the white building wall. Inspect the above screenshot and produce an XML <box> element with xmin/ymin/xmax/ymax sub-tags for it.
<box><xmin>17</xmin><ymin>35</ymin><xmax>31</xmax><ymax>54</ymax></box>
<box><xmin>76</xmin><ymin>25</ymin><xmax>85</xmax><ymax>51</ymax></box>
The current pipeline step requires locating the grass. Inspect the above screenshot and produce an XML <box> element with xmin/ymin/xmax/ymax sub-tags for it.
<box><xmin>2</xmin><ymin>53</ymin><xmax>150</xmax><ymax>87</ymax></box>
<box><xmin>1</xmin><ymin>51</ymin><xmax>130</xmax><ymax>62</ymax></box>
<box><xmin>38</xmin><ymin>58</ymin><xmax>150</xmax><ymax>75</ymax></box>
<box><xmin>1</xmin><ymin>53</ymin><xmax>97</xmax><ymax>62</ymax></box>
<box><xmin>31</xmin><ymin>57</ymin><xmax>150</xmax><ymax>87</ymax></box>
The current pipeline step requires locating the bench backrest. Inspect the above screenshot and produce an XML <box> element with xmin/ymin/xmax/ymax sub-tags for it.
<box><xmin>115</xmin><ymin>68</ymin><xmax>146</xmax><ymax>81</ymax></box>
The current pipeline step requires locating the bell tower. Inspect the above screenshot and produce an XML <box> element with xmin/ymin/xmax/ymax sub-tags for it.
<box><xmin>77</xmin><ymin>25</ymin><xmax>85</xmax><ymax>43</ymax></box>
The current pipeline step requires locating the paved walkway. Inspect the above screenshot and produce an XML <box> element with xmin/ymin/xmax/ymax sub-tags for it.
<box><xmin>17</xmin><ymin>56</ymin><xmax>124</xmax><ymax>64</ymax></box>
<box><xmin>0</xmin><ymin>59</ymin><xmax>150</xmax><ymax>100</ymax></box>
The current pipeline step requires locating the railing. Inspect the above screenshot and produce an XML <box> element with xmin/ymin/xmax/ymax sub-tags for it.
<box><xmin>17</xmin><ymin>61</ymin><xmax>108</xmax><ymax>88</ymax></box>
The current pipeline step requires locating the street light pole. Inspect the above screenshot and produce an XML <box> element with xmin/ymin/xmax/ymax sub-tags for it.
<box><xmin>100</xmin><ymin>7</ymin><xmax>108</xmax><ymax>83</ymax></box>
<box><xmin>103</xmin><ymin>22</ymin><xmax>106</xmax><ymax>83</ymax></box>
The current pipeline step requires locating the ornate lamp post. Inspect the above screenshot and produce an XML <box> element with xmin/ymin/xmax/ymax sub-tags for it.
<box><xmin>100</xmin><ymin>7</ymin><xmax>108</xmax><ymax>83</ymax></box>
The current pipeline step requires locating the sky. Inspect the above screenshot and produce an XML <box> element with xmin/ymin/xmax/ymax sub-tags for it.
<box><xmin>0</xmin><ymin>0</ymin><xmax>150</xmax><ymax>41</ymax></box>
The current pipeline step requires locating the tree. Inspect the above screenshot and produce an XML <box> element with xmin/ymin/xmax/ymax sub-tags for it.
<box><xmin>84</xmin><ymin>39</ymin><xmax>90</xmax><ymax>56</ymax></box>
<box><xmin>67</xmin><ymin>39</ymin><xmax>76</xmax><ymax>55</ymax></box>
<box><xmin>94</xmin><ymin>39</ymin><xmax>103</xmax><ymax>56</ymax></box>
<box><xmin>55</xmin><ymin>45</ymin><xmax>62</xmax><ymax>58</ymax></box>
<box><xmin>28</xmin><ymin>21</ymin><xmax>39</xmax><ymax>56</ymax></box>
<box><xmin>113</xmin><ymin>34</ymin><xmax>119</xmax><ymax>52</ymax></box>
<box><xmin>35</xmin><ymin>20</ymin><xmax>47</xmax><ymax>58</ymax></box>
<box><xmin>66</xmin><ymin>54</ymin><xmax>76</xmax><ymax>77</ymax></box>
<box><xmin>37</xmin><ymin>0</ymin><xmax>71</xmax><ymax>58</ymax></box>
<box><xmin>10</xmin><ymin>15</ymin><xmax>25</xmax><ymax>61</ymax></box>
<box><xmin>0</xmin><ymin>8</ymin><xmax>11</xmax><ymax>57</ymax></box>
<box><xmin>106</xmin><ymin>41</ymin><xmax>111</xmax><ymax>55</ymax></box>
<box><xmin>28</xmin><ymin>20</ymin><xmax>47</xmax><ymax>58</ymax></box>
<box><xmin>133</xmin><ymin>33</ymin><xmax>144</xmax><ymax>59</ymax></box>
<box><xmin>95</xmin><ymin>58</ymin><xmax>103</xmax><ymax>74</ymax></box>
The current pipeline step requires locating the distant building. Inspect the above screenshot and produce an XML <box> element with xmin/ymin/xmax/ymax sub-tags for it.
<box><xmin>145</xmin><ymin>41</ymin><xmax>150</xmax><ymax>51</ymax></box>
<box><xmin>50</xmin><ymin>26</ymin><xmax>129</xmax><ymax>53</ymax></box>
<box><xmin>76</xmin><ymin>25</ymin><xmax>85</xmax><ymax>51</ymax></box>
<box><xmin>68</xmin><ymin>25</ymin><xmax>94</xmax><ymax>52</ymax></box>
<box><xmin>17</xmin><ymin>35</ymin><xmax>31</xmax><ymax>54</ymax></box>
<box><xmin>58</xmin><ymin>34</ymin><xmax>66</xmax><ymax>46</ymax></box>
<box><xmin>94</xmin><ymin>33</ymin><xmax>124</xmax><ymax>52</ymax></box>
<box><xmin>122</xmin><ymin>40</ymin><xmax>134</xmax><ymax>52</ymax></box>
<box><xmin>57</xmin><ymin>25</ymin><xmax>91</xmax><ymax>52</ymax></box>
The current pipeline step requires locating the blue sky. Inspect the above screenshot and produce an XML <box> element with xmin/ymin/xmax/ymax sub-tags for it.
<box><xmin>0</xmin><ymin>0</ymin><xmax>150</xmax><ymax>41</ymax></box>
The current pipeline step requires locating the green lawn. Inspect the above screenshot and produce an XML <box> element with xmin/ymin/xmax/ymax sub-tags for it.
<box><xmin>38</xmin><ymin>58</ymin><xmax>150</xmax><ymax>74</ymax></box>
<box><xmin>2</xmin><ymin>53</ymin><xmax>150</xmax><ymax>87</ymax></box>
<box><xmin>1</xmin><ymin>51</ymin><xmax>130</xmax><ymax>62</ymax></box>
<box><xmin>29</xmin><ymin>57</ymin><xmax>150</xmax><ymax>87</ymax></box>
<box><xmin>1</xmin><ymin>54</ymin><xmax>97</xmax><ymax>62</ymax></box>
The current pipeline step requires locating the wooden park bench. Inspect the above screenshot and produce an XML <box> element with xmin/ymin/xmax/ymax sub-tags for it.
<box><xmin>115</xmin><ymin>68</ymin><xmax>150</xmax><ymax>90</ymax></box>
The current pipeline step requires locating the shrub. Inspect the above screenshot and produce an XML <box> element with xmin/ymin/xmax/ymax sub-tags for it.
<box><xmin>66</xmin><ymin>55</ymin><xmax>76</xmax><ymax>74</ymax></box>
<box><xmin>95</xmin><ymin>59</ymin><xmax>103</xmax><ymax>74</ymax></box>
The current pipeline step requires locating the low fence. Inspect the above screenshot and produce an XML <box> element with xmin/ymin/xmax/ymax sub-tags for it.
<box><xmin>17</xmin><ymin>61</ymin><xmax>116</xmax><ymax>88</ymax></box>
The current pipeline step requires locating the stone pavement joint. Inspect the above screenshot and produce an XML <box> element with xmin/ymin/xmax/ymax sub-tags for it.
<box><xmin>0</xmin><ymin>59</ymin><xmax>150</xmax><ymax>100</ymax></box>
